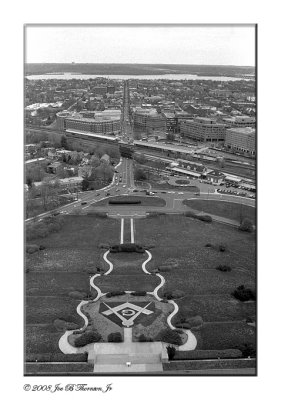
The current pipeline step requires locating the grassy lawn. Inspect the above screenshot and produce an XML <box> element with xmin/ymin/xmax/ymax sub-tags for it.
<box><xmin>25</xmin><ymin>363</ymin><xmax>94</xmax><ymax>374</ymax></box>
<box><xmin>92</xmin><ymin>195</ymin><xmax>166</xmax><ymax>207</ymax></box>
<box><xmin>183</xmin><ymin>199</ymin><xmax>256</xmax><ymax>223</ymax></box>
<box><xmin>135</xmin><ymin>215</ymin><xmax>256</xmax><ymax>351</ymax></box>
<box><xmin>25</xmin><ymin>215</ymin><xmax>120</xmax><ymax>358</ymax></box>
<box><xmin>97</xmin><ymin>253</ymin><xmax>160</xmax><ymax>293</ymax></box>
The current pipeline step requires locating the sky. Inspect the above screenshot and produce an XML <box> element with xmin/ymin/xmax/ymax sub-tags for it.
<box><xmin>25</xmin><ymin>25</ymin><xmax>255</xmax><ymax>66</ymax></box>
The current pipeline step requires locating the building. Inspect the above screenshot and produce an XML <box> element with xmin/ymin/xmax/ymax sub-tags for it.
<box><xmin>100</xmin><ymin>154</ymin><xmax>110</xmax><ymax>164</ymax></box>
<box><xmin>163</xmin><ymin>112</ymin><xmax>177</xmax><ymax>132</ymax></box>
<box><xmin>133</xmin><ymin>108</ymin><xmax>166</xmax><ymax>133</ymax></box>
<box><xmin>56</xmin><ymin>110</ymin><xmax>121</xmax><ymax>136</ymax></box>
<box><xmin>46</xmin><ymin>161</ymin><xmax>62</xmax><ymax>174</ymax></box>
<box><xmin>180</xmin><ymin>117</ymin><xmax>226</xmax><ymax>142</ymax></box>
<box><xmin>92</xmin><ymin>86</ymin><xmax>107</xmax><ymax>96</ymax></box>
<box><xmin>225</xmin><ymin>127</ymin><xmax>256</xmax><ymax>155</ymax></box>
<box><xmin>222</xmin><ymin>116</ymin><xmax>256</xmax><ymax>128</ymax></box>
<box><xmin>206</xmin><ymin>170</ymin><xmax>225</xmax><ymax>184</ymax></box>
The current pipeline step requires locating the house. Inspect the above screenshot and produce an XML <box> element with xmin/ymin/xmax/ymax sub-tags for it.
<box><xmin>46</xmin><ymin>161</ymin><xmax>62</xmax><ymax>174</ymax></box>
<box><xmin>206</xmin><ymin>170</ymin><xmax>225</xmax><ymax>185</ymax></box>
<box><xmin>101</xmin><ymin>154</ymin><xmax>110</xmax><ymax>164</ymax></box>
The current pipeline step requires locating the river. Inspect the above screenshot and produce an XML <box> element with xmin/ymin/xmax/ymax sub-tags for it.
<box><xmin>25</xmin><ymin>73</ymin><xmax>253</xmax><ymax>82</ymax></box>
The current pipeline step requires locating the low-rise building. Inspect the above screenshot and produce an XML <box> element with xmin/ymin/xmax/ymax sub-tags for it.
<box><xmin>222</xmin><ymin>116</ymin><xmax>256</xmax><ymax>128</ymax></box>
<box><xmin>206</xmin><ymin>170</ymin><xmax>225</xmax><ymax>184</ymax></box>
<box><xmin>225</xmin><ymin>127</ymin><xmax>256</xmax><ymax>155</ymax></box>
<box><xmin>180</xmin><ymin>117</ymin><xmax>226</xmax><ymax>142</ymax></box>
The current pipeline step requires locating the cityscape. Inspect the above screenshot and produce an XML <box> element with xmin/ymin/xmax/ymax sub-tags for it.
<box><xmin>24</xmin><ymin>25</ymin><xmax>256</xmax><ymax>377</ymax></box>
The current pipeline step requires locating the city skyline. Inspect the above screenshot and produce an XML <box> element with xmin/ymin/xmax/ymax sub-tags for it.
<box><xmin>25</xmin><ymin>25</ymin><xmax>255</xmax><ymax>66</ymax></box>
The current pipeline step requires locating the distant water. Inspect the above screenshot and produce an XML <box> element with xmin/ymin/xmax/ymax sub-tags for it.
<box><xmin>25</xmin><ymin>73</ymin><xmax>253</xmax><ymax>82</ymax></box>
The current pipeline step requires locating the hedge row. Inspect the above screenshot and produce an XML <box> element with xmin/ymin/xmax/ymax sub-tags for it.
<box><xmin>109</xmin><ymin>199</ymin><xmax>141</xmax><ymax>205</ymax></box>
<box><xmin>131</xmin><ymin>291</ymin><xmax>147</xmax><ymax>296</ymax></box>
<box><xmin>184</xmin><ymin>211</ymin><xmax>212</xmax><ymax>223</ymax></box>
<box><xmin>25</xmin><ymin>353</ymin><xmax>88</xmax><ymax>362</ymax></box>
<box><xmin>106</xmin><ymin>291</ymin><xmax>126</xmax><ymax>298</ymax></box>
<box><xmin>173</xmin><ymin>349</ymin><xmax>243</xmax><ymax>360</ymax></box>
<box><xmin>110</xmin><ymin>243</ymin><xmax>145</xmax><ymax>253</ymax></box>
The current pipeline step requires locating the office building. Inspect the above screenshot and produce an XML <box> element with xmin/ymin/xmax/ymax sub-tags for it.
<box><xmin>225</xmin><ymin>127</ymin><xmax>256</xmax><ymax>155</ymax></box>
<box><xmin>180</xmin><ymin>117</ymin><xmax>226</xmax><ymax>142</ymax></box>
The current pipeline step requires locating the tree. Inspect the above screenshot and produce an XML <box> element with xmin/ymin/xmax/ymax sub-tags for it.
<box><xmin>167</xmin><ymin>132</ymin><xmax>175</xmax><ymax>141</ymax></box>
<box><xmin>60</xmin><ymin>135</ymin><xmax>67</xmax><ymax>149</ymax></box>
<box><xmin>135</xmin><ymin>167</ymin><xmax>147</xmax><ymax>181</ymax></box>
<box><xmin>166</xmin><ymin>345</ymin><xmax>176</xmax><ymax>360</ymax></box>
<box><xmin>239</xmin><ymin>218</ymin><xmax>254</xmax><ymax>233</ymax></box>
<box><xmin>82</xmin><ymin>179</ymin><xmax>89</xmax><ymax>191</ymax></box>
<box><xmin>26</xmin><ymin>177</ymin><xmax>33</xmax><ymax>188</ymax></box>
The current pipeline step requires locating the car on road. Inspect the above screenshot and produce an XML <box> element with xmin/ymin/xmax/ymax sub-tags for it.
<box><xmin>161</xmin><ymin>191</ymin><xmax>167</xmax><ymax>194</ymax></box>
<box><xmin>115</xmin><ymin>170</ymin><xmax>119</xmax><ymax>173</ymax></box>
<box><xmin>122</xmin><ymin>185</ymin><xmax>126</xmax><ymax>188</ymax></box>
<box><xmin>133</xmin><ymin>189</ymin><xmax>139</xmax><ymax>192</ymax></box>
<box><xmin>178</xmin><ymin>192</ymin><xmax>184</xmax><ymax>195</ymax></box>
<box><xmin>81</xmin><ymin>201</ymin><xmax>87</xmax><ymax>205</ymax></box>
<box><xmin>106</xmin><ymin>192</ymin><xmax>110</xmax><ymax>196</ymax></box>
<box><xmin>96</xmin><ymin>193</ymin><xmax>100</xmax><ymax>196</ymax></box>
<box><xmin>116</xmin><ymin>189</ymin><xmax>120</xmax><ymax>192</ymax></box>
<box><xmin>52</xmin><ymin>212</ymin><xmax>60</xmax><ymax>216</ymax></box>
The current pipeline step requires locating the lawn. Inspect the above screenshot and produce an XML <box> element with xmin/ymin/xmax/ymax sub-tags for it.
<box><xmin>135</xmin><ymin>215</ymin><xmax>256</xmax><ymax>351</ymax></box>
<box><xmin>92</xmin><ymin>195</ymin><xmax>166</xmax><ymax>207</ymax></box>
<box><xmin>96</xmin><ymin>252</ymin><xmax>160</xmax><ymax>293</ymax></box>
<box><xmin>25</xmin><ymin>215</ymin><xmax>120</xmax><ymax>361</ymax></box>
<box><xmin>183</xmin><ymin>199</ymin><xmax>256</xmax><ymax>223</ymax></box>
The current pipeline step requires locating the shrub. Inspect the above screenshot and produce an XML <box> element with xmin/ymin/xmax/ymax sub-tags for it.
<box><xmin>216</xmin><ymin>265</ymin><xmax>232</xmax><ymax>272</ymax></box>
<box><xmin>98</xmin><ymin>243</ymin><xmax>110</xmax><ymax>249</ymax></box>
<box><xmin>26</xmin><ymin>244</ymin><xmax>40</xmax><ymax>254</ymax></box>
<box><xmin>158</xmin><ymin>265</ymin><xmax>172</xmax><ymax>272</ymax></box>
<box><xmin>68</xmin><ymin>291</ymin><xmax>87</xmax><ymax>300</ymax></box>
<box><xmin>196</xmin><ymin>214</ymin><xmax>212</xmax><ymax>223</ymax></box>
<box><xmin>158</xmin><ymin>329</ymin><xmax>182</xmax><ymax>346</ymax></box>
<box><xmin>163</xmin><ymin>290</ymin><xmax>185</xmax><ymax>299</ymax></box>
<box><xmin>106</xmin><ymin>291</ymin><xmax>126</xmax><ymax>298</ymax></box>
<box><xmin>74</xmin><ymin>330</ymin><xmax>101</xmax><ymax>347</ymax></box>
<box><xmin>239</xmin><ymin>343</ymin><xmax>256</xmax><ymax>358</ymax></box>
<box><xmin>166</xmin><ymin>345</ymin><xmax>176</xmax><ymax>360</ymax></box>
<box><xmin>184</xmin><ymin>211</ymin><xmax>196</xmax><ymax>218</ymax></box>
<box><xmin>108</xmin><ymin>332</ymin><xmax>122</xmax><ymax>342</ymax></box>
<box><xmin>232</xmin><ymin>285</ymin><xmax>256</xmax><ymax>302</ymax></box>
<box><xmin>131</xmin><ymin>291</ymin><xmax>147</xmax><ymax>296</ymax></box>
<box><xmin>218</xmin><ymin>244</ymin><xmax>227</xmax><ymax>252</ymax></box>
<box><xmin>175</xmin><ymin>315</ymin><xmax>203</xmax><ymax>329</ymax></box>
<box><xmin>239</xmin><ymin>218</ymin><xmax>254</xmax><ymax>233</ymax></box>
<box><xmin>138</xmin><ymin>334</ymin><xmax>153</xmax><ymax>342</ymax></box>
<box><xmin>53</xmin><ymin>319</ymin><xmax>79</xmax><ymax>331</ymax></box>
